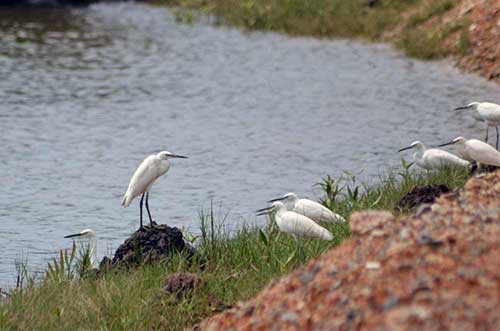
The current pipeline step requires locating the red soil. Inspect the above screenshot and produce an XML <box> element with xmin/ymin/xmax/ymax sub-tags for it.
<box><xmin>197</xmin><ymin>171</ymin><xmax>500</xmax><ymax>331</ymax></box>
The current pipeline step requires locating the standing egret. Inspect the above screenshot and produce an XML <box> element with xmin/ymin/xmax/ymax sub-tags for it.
<box><xmin>267</xmin><ymin>192</ymin><xmax>345</xmax><ymax>224</ymax></box>
<box><xmin>256</xmin><ymin>202</ymin><xmax>333</xmax><ymax>241</ymax></box>
<box><xmin>398</xmin><ymin>141</ymin><xmax>470</xmax><ymax>170</ymax></box>
<box><xmin>455</xmin><ymin>102</ymin><xmax>500</xmax><ymax>149</ymax></box>
<box><xmin>438</xmin><ymin>137</ymin><xmax>500</xmax><ymax>167</ymax></box>
<box><xmin>121</xmin><ymin>151</ymin><xmax>188</xmax><ymax>229</ymax></box>
<box><xmin>64</xmin><ymin>229</ymin><xmax>98</xmax><ymax>269</ymax></box>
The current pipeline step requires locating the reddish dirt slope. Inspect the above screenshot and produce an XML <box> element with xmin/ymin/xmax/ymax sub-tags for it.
<box><xmin>457</xmin><ymin>0</ymin><xmax>500</xmax><ymax>82</ymax></box>
<box><xmin>198</xmin><ymin>171</ymin><xmax>500</xmax><ymax>331</ymax></box>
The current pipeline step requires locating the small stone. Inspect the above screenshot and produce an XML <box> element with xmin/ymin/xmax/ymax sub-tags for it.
<box><xmin>281</xmin><ymin>312</ymin><xmax>298</xmax><ymax>322</ymax></box>
<box><xmin>365</xmin><ymin>261</ymin><xmax>381</xmax><ymax>269</ymax></box>
<box><xmin>163</xmin><ymin>272</ymin><xmax>202</xmax><ymax>297</ymax></box>
<box><xmin>350</xmin><ymin>211</ymin><xmax>395</xmax><ymax>235</ymax></box>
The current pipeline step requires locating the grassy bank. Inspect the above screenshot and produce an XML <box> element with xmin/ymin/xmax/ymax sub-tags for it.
<box><xmin>0</xmin><ymin>165</ymin><xmax>470</xmax><ymax>331</ymax></box>
<box><xmin>153</xmin><ymin>0</ymin><xmax>470</xmax><ymax>60</ymax></box>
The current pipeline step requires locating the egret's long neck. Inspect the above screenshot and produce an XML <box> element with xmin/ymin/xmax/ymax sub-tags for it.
<box><xmin>161</xmin><ymin>159</ymin><xmax>171</xmax><ymax>173</ymax></box>
<box><xmin>413</xmin><ymin>144</ymin><xmax>426</xmax><ymax>161</ymax></box>
<box><xmin>274</xmin><ymin>205</ymin><xmax>287</xmax><ymax>218</ymax></box>
<box><xmin>287</xmin><ymin>196</ymin><xmax>298</xmax><ymax>209</ymax></box>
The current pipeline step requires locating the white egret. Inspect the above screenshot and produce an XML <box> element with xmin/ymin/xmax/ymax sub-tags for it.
<box><xmin>438</xmin><ymin>137</ymin><xmax>500</xmax><ymax>167</ymax></box>
<box><xmin>398</xmin><ymin>141</ymin><xmax>470</xmax><ymax>170</ymax></box>
<box><xmin>121</xmin><ymin>150</ymin><xmax>188</xmax><ymax>228</ymax></box>
<box><xmin>267</xmin><ymin>192</ymin><xmax>345</xmax><ymax>224</ymax></box>
<box><xmin>64</xmin><ymin>229</ymin><xmax>98</xmax><ymax>269</ymax></box>
<box><xmin>455</xmin><ymin>102</ymin><xmax>500</xmax><ymax>149</ymax></box>
<box><xmin>256</xmin><ymin>202</ymin><xmax>333</xmax><ymax>241</ymax></box>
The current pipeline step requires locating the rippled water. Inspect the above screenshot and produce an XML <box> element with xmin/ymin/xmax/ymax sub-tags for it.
<box><xmin>0</xmin><ymin>3</ymin><xmax>498</xmax><ymax>287</ymax></box>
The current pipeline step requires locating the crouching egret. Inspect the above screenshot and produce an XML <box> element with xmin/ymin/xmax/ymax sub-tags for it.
<box><xmin>64</xmin><ymin>229</ymin><xmax>98</xmax><ymax>269</ymax></box>
<box><xmin>256</xmin><ymin>202</ymin><xmax>333</xmax><ymax>241</ymax></box>
<box><xmin>455</xmin><ymin>102</ymin><xmax>500</xmax><ymax>149</ymax></box>
<box><xmin>121</xmin><ymin>151</ymin><xmax>188</xmax><ymax>229</ymax></box>
<box><xmin>438</xmin><ymin>137</ymin><xmax>500</xmax><ymax>167</ymax></box>
<box><xmin>398</xmin><ymin>141</ymin><xmax>470</xmax><ymax>170</ymax></box>
<box><xmin>268</xmin><ymin>192</ymin><xmax>345</xmax><ymax>224</ymax></box>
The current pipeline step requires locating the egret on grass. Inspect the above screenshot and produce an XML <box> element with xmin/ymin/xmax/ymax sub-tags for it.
<box><xmin>398</xmin><ymin>141</ymin><xmax>470</xmax><ymax>170</ymax></box>
<box><xmin>455</xmin><ymin>102</ymin><xmax>500</xmax><ymax>149</ymax></box>
<box><xmin>267</xmin><ymin>192</ymin><xmax>345</xmax><ymax>224</ymax></box>
<box><xmin>256</xmin><ymin>202</ymin><xmax>333</xmax><ymax>241</ymax></box>
<box><xmin>64</xmin><ymin>229</ymin><xmax>98</xmax><ymax>269</ymax></box>
<box><xmin>122</xmin><ymin>150</ymin><xmax>188</xmax><ymax>229</ymax></box>
<box><xmin>438</xmin><ymin>137</ymin><xmax>500</xmax><ymax>167</ymax></box>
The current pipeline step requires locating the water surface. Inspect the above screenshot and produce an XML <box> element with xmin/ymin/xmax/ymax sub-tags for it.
<box><xmin>0</xmin><ymin>3</ymin><xmax>498</xmax><ymax>287</ymax></box>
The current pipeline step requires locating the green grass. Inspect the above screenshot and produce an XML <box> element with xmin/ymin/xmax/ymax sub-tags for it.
<box><xmin>406</xmin><ymin>0</ymin><xmax>458</xmax><ymax>27</ymax></box>
<box><xmin>0</xmin><ymin>164</ymin><xmax>470</xmax><ymax>331</ymax></box>
<box><xmin>158</xmin><ymin>0</ymin><xmax>417</xmax><ymax>39</ymax></box>
<box><xmin>154</xmin><ymin>0</ymin><xmax>471</xmax><ymax>59</ymax></box>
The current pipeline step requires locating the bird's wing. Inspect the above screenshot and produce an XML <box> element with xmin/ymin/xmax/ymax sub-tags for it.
<box><xmin>466</xmin><ymin>140</ymin><xmax>500</xmax><ymax>166</ymax></box>
<box><xmin>424</xmin><ymin>149</ymin><xmax>469</xmax><ymax>168</ymax></box>
<box><xmin>295</xmin><ymin>199</ymin><xmax>345</xmax><ymax>223</ymax></box>
<box><xmin>279</xmin><ymin>212</ymin><xmax>333</xmax><ymax>240</ymax></box>
<box><xmin>124</xmin><ymin>155</ymin><xmax>164</xmax><ymax>201</ymax></box>
<box><xmin>479</xmin><ymin>103</ymin><xmax>500</xmax><ymax>123</ymax></box>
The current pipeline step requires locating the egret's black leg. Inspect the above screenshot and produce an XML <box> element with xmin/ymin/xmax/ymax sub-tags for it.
<box><xmin>145</xmin><ymin>192</ymin><xmax>153</xmax><ymax>226</ymax></box>
<box><xmin>485</xmin><ymin>125</ymin><xmax>489</xmax><ymax>143</ymax></box>
<box><xmin>496</xmin><ymin>126</ymin><xmax>499</xmax><ymax>150</ymax></box>
<box><xmin>139</xmin><ymin>193</ymin><xmax>145</xmax><ymax>229</ymax></box>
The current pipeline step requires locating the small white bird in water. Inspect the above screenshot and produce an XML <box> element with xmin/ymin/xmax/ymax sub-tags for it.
<box><xmin>122</xmin><ymin>151</ymin><xmax>188</xmax><ymax>229</ymax></box>
<box><xmin>438</xmin><ymin>137</ymin><xmax>500</xmax><ymax>167</ymax></box>
<box><xmin>256</xmin><ymin>202</ymin><xmax>333</xmax><ymax>241</ymax></box>
<box><xmin>267</xmin><ymin>192</ymin><xmax>345</xmax><ymax>224</ymax></box>
<box><xmin>455</xmin><ymin>102</ymin><xmax>500</xmax><ymax>149</ymax></box>
<box><xmin>64</xmin><ymin>229</ymin><xmax>98</xmax><ymax>269</ymax></box>
<box><xmin>398</xmin><ymin>141</ymin><xmax>470</xmax><ymax>170</ymax></box>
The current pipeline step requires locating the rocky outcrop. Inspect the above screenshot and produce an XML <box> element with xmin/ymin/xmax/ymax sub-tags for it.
<box><xmin>396</xmin><ymin>184</ymin><xmax>450</xmax><ymax>211</ymax></box>
<box><xmin>104</xmin><ymin>222</ymin><xmax>196</xmax><ymax>269</ymax></box>
<box><xmin>197</xmin><ymin>171</ymin><xmax>500</xmax><ymax>331</ymax></box>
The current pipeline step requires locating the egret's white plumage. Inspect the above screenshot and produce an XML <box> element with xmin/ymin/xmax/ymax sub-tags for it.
<box><xmin>439</xmin><ymin>137</ymin><xmax>500</xmax><ymax>167</ymax></box>
<box><xmin>455</xmin><ymin>102</ymin><xmax>500</xmax><ymax>149</ymax></box>
<box><xmin>64</xmin><ymin>229</ymin><xmax>98</xmax><ymax>269</ymax></box>
<box><xmin>257</xmin><ymin>202</ymin><xmax>333</xmax><ymax>241</ymax></box>
<box><xmin>122</xmin><ymin>150</ymin><xmax>187</xmax><ymax>228</ymax></box>
<box><xmin>268</xmin><ymin>192</ymin><xmax>345</xmax><ymax>224</ymax></box>
<box><xmin>398</xmin><ymin>141</ymin><xmax>470</xmax><ymax>170</ymax></box>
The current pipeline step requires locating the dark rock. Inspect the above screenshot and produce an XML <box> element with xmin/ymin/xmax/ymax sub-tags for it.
<box><xmin>397</xmin><ymin>184</ymin><xmax>450</xmax><ymax>211</ymax></box>
<box><xmin>417</xmin><ymin>233</ymin><xmax>444</xmax><ymax>248</ymax></box>
<box><xmin>163</xmin><ymin>272</ymin><xmax>202</xmax><ymax>297</ymax></box>
<box><xmin>109</xmin><ymin>222</ymin><xmax>196</xmax><ymax>268</ymax></box>
<box><xmin>99</xmin><ymin>256</ymin><xmax>112</xmax><ymax>270</ymax></box>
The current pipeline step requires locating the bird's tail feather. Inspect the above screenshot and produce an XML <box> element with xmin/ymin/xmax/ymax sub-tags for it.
<box><xmin>320</xmin><ymin>228</ymin><xmax>333</xmax><ymax>241</ymax></box>
<box><xmin>121</xmin><ymin>193</ymin><xmax>130</xmax><ymax>208</ymax></box>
